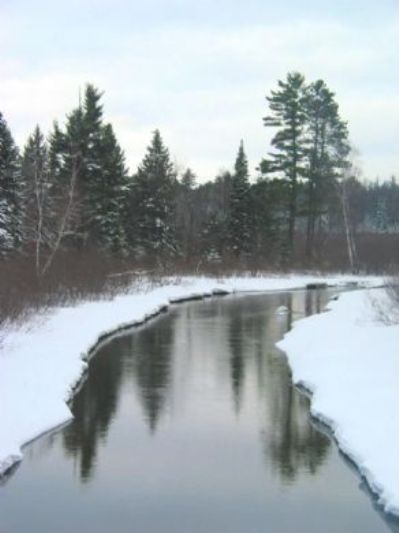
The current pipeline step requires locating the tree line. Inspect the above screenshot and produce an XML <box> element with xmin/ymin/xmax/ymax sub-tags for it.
<box><xmin>0</xmin><ymin>72</ymin><xmax>397</xmax><ymax>274</ymax></box>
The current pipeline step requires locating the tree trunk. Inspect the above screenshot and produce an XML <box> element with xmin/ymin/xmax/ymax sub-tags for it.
<box><xmin>340</xmin><ymin>180</ymin><xmax>358</xmax><ymax>273</ymax></box>
<box><xmin>41</xmin><ymin>149</ymin><xmax>80</xmax><ymax>276</ymax></box>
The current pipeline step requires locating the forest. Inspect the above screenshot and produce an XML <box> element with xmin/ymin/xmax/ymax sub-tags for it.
<box><xmin>0</xmin><ymin>71</ymin><xmax>398</xmax><ymax>293</ymax></box>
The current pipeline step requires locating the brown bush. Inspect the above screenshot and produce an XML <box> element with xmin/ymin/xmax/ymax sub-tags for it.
<box><xmin>0</xmin><ymin>251</ymin><xmax>147</xmax><ymax>328</ymax></box>
<box><xmin>1</xmin><ymin>232</ymin><xmax>396</xmax><ymax>328</ymax></box>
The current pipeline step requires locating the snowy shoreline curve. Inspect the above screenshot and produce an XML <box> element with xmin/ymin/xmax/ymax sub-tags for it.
<box><xmin>278</xmin><ymin>287</ymin><xmax>399</xmax><ymax>516</ymax></box>
<box><xmin>0</xmin><ymin>275</ymin><xmax>382</xmax><ymax>481</ymax></box>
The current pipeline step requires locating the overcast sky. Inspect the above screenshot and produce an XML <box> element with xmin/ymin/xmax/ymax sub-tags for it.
<box><xmin>1</xmin><ymin>0</ymin><xmax>398</xmax><ymax>181</ymax></box>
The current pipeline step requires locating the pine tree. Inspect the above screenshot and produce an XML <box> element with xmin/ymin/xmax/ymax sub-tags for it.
<box><xmin>199</xmin><ymin>212</ymin><xmax>225</xmax><ymax>264</ymax></box>
<box><xmin>261</xmin><ymin>72</ymin><xmax>307</xmax><ymax>262</ymax></box>
<box><xmin>95</xmin><ymin>123</ymin><xmax>130</xmax><ymax>252</ymax></box>
<box><xmin>302</xmin><ymin>80</ymin><xmax>350</xmax><ymax>260</ymax></box>
<box><xmin>251</xmin><ymin>177</ymin><xmax>290</xmax><ymax>265</ymax></box>
<box><xmin>128</xmin><ymin>130</ymin><xmax>177</xmax><ymax>262</ymax></box>
<box><xmin>375</xmin><ymin>197</ymin><xmax>389</xmax><ymax>232</ymax></box>
<box><xmin>48</xmin><ymin>107</ymin><xmax>85</xmax><ymax>249</ymax></box>
<box><xmin>196</xmin><ymin>171</ymin><xmax>231</xmax><ymax>263</ymax></box>
<box><xmin>176</xmin><ymin>168</ymin><xmax>196</xmax><ymax>261</ymax></box>
<box><xmin>82</xmin><ymin>84</ymin><xmax>104</xmax><ymax>241</ymax></box>
<box><xmin>48</xmin><ymin>84</ymin><xmax>130</xmax><ymax>253</ymax></box>
<box><xmin>180</xmin><ymin>168</ymin><xmax>196</xmax><ymax>189</ymax></box>
<box><xmin>48</xmin><ymin>121</ymin><xmax>66</xmax><ymax>181</ymax></box>
<box><xmin>0</xmin><ymin>112</ymin><xmax>22</xmax><ymax>253</ymax></box>
<box><xmin>227</xmin><ymin>141</ymin><xmax>252</xmax><ymax>258</ymax></box>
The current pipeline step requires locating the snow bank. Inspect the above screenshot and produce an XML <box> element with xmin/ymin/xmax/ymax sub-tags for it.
<box><xmin>278</xmin><ymin>287</ymin><xmax>399</xmax><ymax>515</ymax></box>
<box><xmin>0</xmin><ymin>274</ymin><xmax>381</xmax><ymax>478</ymax></box>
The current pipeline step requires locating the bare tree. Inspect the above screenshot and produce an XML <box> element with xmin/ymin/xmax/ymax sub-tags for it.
<box><xmin>22</xmin><ymin>126</ymin><xmax>53</xmax><ymax>275</ymax></box>
<box><xmin>40</xmin><ymin>145</ymin><xmax>81</xmax><ymax>276</ymax></box>
<box><xmin>337</xmin><ymin>151</ymin><xmax>361</xmax><ymax>273</ymax></box>
<box><xmin>339</xmin><ymin>176</ymin><xmax>358</xmax><ymax>273</ymax></box>
<box><xmin>22</xmin><ymin>129</ymin><xmax>82</xmax><ymax>277</ymax></box>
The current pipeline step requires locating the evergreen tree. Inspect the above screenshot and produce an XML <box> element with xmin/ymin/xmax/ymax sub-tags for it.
<box><xmin>227</xmin><ymin>141</ymin><xmax>252</xmax><ymax>258</ymax></box>
<box><xmin>48</xmin><ymin>107</ymin><xmax>85</xmax><ymax>249</ymax></box>
<box><xmin>302</xmin><ymin>80</ymin><xmax>350</xmax><ymax>260</ymax></box>
<box><xmin>180</xmin><ymin>167</ymin><xmax>196</xmax><ymax>189</ymax></box>
<box><xmin>176</xmin><ymin>168</ymin><xmax>196</xmax><ymax>261</ymax></box>
<box><xmin>128</xmin><ymin>130</ymin><xmax>177</xmax><ymax>262</ymax></box>
<box><xmin>251</xmin><ymin>177</ymin><xmax>290</xmax><ymax>265</ymax></box>
<box><xmin>199</xmin><ymin>212</ymin><xmax>225</xmax><ymax>264</ymax></box>
<box><xmin>197</xmin><ymin>171</ymin><xmax>232</xmax><ymax>263</ymax></box>
<box><xmin>48</xmin><ymin>121</ymin><xmax>66</xmax><ymax>181</ymax></box>
<box><xmin>384</xmin><ymin>177</ymin><xmax>399</xmax><ymax>230</ymax></box>
<box><xmin>81</xmin><ymin>84</ymin><xmax>105</xmax><ymax>243</ymax></box>
<box><xmin>261</xmin><ymin>72</ymin><xmax>307</xmax><ymax>262</ymax></box>
<box><xmin>375</xmin><ymin>197</ymin><xmax>389</xmax><ymax>232</ymax></box>
<box><xmin>0</xmin><ymin>112</ymin><xmax>22</xmax><ymax>253</ymax></box>
<box><xmin>48</xmin><ymin>84</ymin><xmax>129</xmax><ymax>253</ymax></box>
<box><xmin>95</xmin><ymin>123</ymin><xmax>130</xmax><ymax>252</ymax></box>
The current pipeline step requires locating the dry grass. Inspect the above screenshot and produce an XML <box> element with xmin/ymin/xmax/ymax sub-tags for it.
<box><xmin>1</xmin><ymin>232</ymin><xmax>396</xmax><ymax>329</ymax></box>
<box><xmin>0</xmin><ymin>251</ymin><xmax>150</xmax><ymax>329</ymax></box>
<box><xmin>290</xmin><ymin>232</ymin><xmax>399</xmax><ymax>273</ymax></box>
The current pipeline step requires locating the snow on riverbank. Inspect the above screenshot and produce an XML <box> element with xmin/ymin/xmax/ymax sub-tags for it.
<box><xmin>278</xmin><ymin>287</ymin><xmax>399</xmax><ymax>515</ymax></box>
<box><xmin>0</xmin><ymin>274</ymin><xmax>382</xmax><ymax>480</ymax></box>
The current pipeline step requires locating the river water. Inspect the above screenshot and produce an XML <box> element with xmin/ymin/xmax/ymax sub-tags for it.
<box><xmin>1</xmin><ymin>290</ymin><xmax>398</xmax><ymax>532</ymax></box>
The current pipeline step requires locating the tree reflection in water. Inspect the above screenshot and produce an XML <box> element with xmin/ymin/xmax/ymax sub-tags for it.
<box><xmin>63</xmin><ymin>313</ymin><xmax>176</xmax><ymax>482</ymax></box>
<box><xmin>261</xmin><ymin>375</ymin><xmax>330</xmax><ymax>482</ymax></box>
<box><xmin>259</xmin><ymin>290</ymin><xmax>330</xmax><ymax>482</ymax></box>
<box><xmin>62</xmin><ymin>290</ymin><xmax>331</xmax><ymax>485</ymax></box>
<box><xmin>228</xmin><ymin>310</ymin><xmax>246</xmax><ymax>414</ymax></box>
<box><xmin>224</xmin><ymin>290</ymin><xmax>331</xmax><ymax>482</ymax></box>
<box><xmin>305</xmin><ymin>288</ymin><xmax>323</xmax><ymax>317</ymax></box>
<box><xmin>62</xmin><ymin>336</ymin><xmax>125</xmax><ymax>482</ymax></box>
<box><xmin>130</xmin><ymin>314</ymin><xmax>175</xmax><ymax>433</ymax></box>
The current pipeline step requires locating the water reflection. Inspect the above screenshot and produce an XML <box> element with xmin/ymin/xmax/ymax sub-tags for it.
<box><xmin>224</xmin><ymin>290</ymin><xmax>330</xmax><ymax>482</ymax></box>
<box><xmin>62</xmin><ymin>336</ymin><xmax>125</xmax><ymax>481</ymax></box>
<box><xmin>263</xmin><ymin>290</ymin><xmax>330</xmax><ymax>481</ymax></box>
<box><xmin>62</xmin><ymin>290</ymin><xmax>330</xmax><ymax>485</ymax></box>
<box><xmin>262</xmin><ymin>384</ymin><xmax>330</xmax><ymax>482</ymax></box>
<box><xmin>130</xmin><ymin>314</ymin><xmax>175</xmax><ymax>433</ymax></box>
<box><xmin>3</xmin><ymin>290</ymin><xmax>397</xmax><ymax>533</ymax></box>
<box><xmin>228</xmin><ymin>310</ymin><xmax>246</xmax><ymax>413</ymax></box>
<box><xmin>305</xmin><ymin>288</ymin><xmax>323</xmax><ymax>316</ymax></box>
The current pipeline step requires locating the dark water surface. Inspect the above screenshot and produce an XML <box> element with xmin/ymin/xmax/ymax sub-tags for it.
<box><xmin>1</xmin><ymin>290</ymin><xmax>398</xmax><ymax>533</ymax></box>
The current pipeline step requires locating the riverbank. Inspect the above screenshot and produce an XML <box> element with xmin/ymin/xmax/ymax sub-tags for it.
<box><xmin>0</xmin><ymin>274</ymin><xmax>382</xmax><ymax>481</ymax></box>
<box><xmin>278</xmin><ymin>287</ymin><xmax>399</xmax><ymax>516</ymax></box>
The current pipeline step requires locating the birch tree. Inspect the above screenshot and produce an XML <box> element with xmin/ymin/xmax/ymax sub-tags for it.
<box><xmin>21</xmin><ymin>126</ymin><xmax>52</xmax><ymax>274</ymax></box>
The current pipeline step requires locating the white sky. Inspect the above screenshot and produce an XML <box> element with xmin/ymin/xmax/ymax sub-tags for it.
<box><xmin>1</xmin><ymin>0</ymin><xmax>398</xmax><ymax>181</ymax></box>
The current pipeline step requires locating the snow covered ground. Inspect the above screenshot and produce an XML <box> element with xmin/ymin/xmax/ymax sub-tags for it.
<box><xmin>278</xmin><ymin>287</ymin><xmax>399</xmax><ymax>515</ymax></box>
<box><xmin>0</xmin><ymin>274</ymin><xmax>385</xmax><ymax>496</ymax></box>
